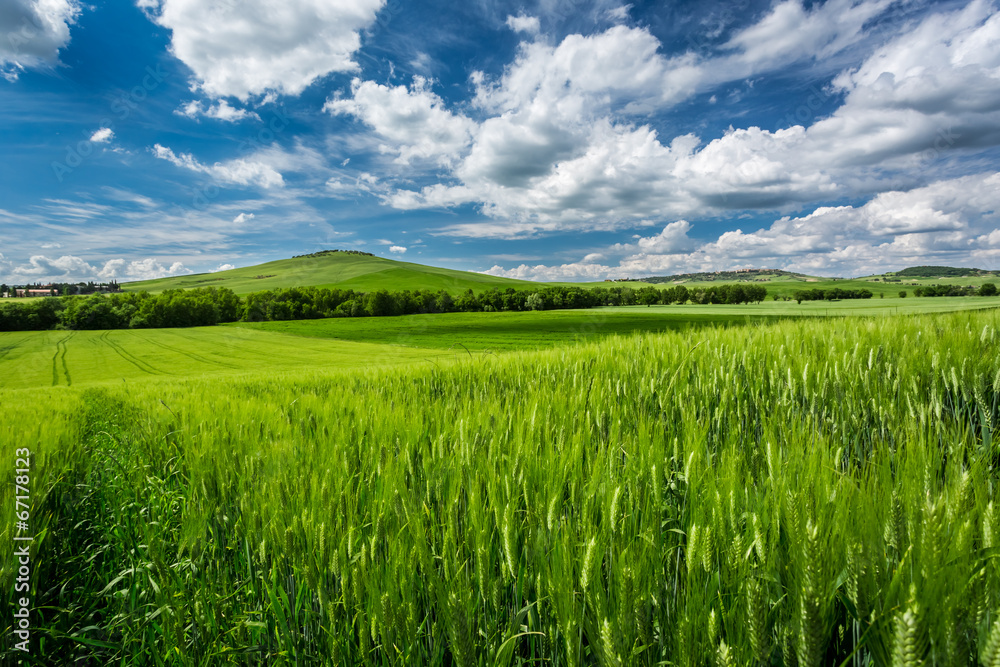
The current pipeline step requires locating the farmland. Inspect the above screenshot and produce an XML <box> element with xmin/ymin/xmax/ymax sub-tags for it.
<box><xmin>233</xmin><ymin>297</ymin><xmax>1000</xmax><ymax>351</ymax></box>
<box><xmin>2</xmin><ymin>299</ymin><xmax>995</xmax><ymax>389</ymax></box>
<box><xmin>2</xmin><ymin>304</ymin><xmax>1000</xmax><ymax>665</ymax></box>
<box><xmin>0</xmin><ymin>326</ymin><xmax>457</xmax><ymax>391</ymax></box>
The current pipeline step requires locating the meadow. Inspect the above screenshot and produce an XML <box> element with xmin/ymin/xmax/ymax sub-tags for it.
<box><xmin>2</xmin><ymin>300</ymin><xmax>991</xmax><ymax>390</ymax></box>
<box><xmin>2</xmin><ymin>305</ymin><xmax>1000</xmax><ymax>665</ymax></box>
<box><xmin>0</xmin><ymin>327</ymin><xmax>455</xmax><ymax>391</ymax></box>
<box><xmin>233</xmin><ymin>298</ymin><xmax>1000</xmax><ymax>351</ymax></box>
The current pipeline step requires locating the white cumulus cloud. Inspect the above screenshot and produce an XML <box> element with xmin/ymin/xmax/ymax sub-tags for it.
<box><xmin>1</xmin><ymin>255</ymin><xmax>192</xmax><ymax>283</ymax></box>
<box><xmin>326</xmin><ymin>76</ymin><xmax>476</xmax><ymax>167</ymax></box>
<box><xmin>0</xmin><ymin>0</ymin><xmax>81</xmax><ymax>81</ymax></box>
<box><xmin>332</xmin><ymin>1</ymin><xmax>1000</xmax><ymax>243</ymax></box>
<box><xmin>89</xmin><ymin>127</ymin><xmax>114</xmax><ymax>143</ymax></box>
<box><xmin>98</xmin><ymin>258</ymin><xmax>192</xmax><ymax>281</ymax></box>
<box><xmin>505</xmin><ymin>14</ymin><xmax>540</xmax><ymax>35</ymax></box>
<box><xmin>389</xmin><ymin>245</ymin><xmax>407</xmax><ymax>254</ymax></box>
<box><xmin>484</xmin><ymin>172</ymin><xmax>1000</xmax><ymax>280</ymax></box>
<box><xmin>140</xmin><ymin>0</ymin><xmax>385</xmax><ymax>100</ymax></box>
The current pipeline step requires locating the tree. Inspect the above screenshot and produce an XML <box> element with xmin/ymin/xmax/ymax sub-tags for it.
<box><xmin>434</xmin><ymin>291</ymin><xmax>453</xmax><ymax>313</ymax></box>
<box><xmin>525</xmin><ymin>293</ymin><xmax>545</xmax><ymax>311</ymax></box>
<box><xmin>673</xmin><ymin>285</ymin><xmax>689</xmax><ymax>304</ymax></box>
<box><xmin>365</xmin><ymin>290</ymin><xmax>398</xmax><ymax>317</ymax></box>
<box><xmin>980</xmin><ymin>282</ymin><xmax>998</xmax><ymax>296</ymax></box>
<box><xmin>898</xmin><ymin>291</ymin><xmax>907</xmax><ymax>298</ymax></box>
<box><xmin>637</xmin><ymin>286</ymin><xmax>659</xmax><ymax>306</ymax></box>
<box><xmin>455</xmin><ymin>289</ymin><xmax>480</xmax><ymax>312</ymax></box>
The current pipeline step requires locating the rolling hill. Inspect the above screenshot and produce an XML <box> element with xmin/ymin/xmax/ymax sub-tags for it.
<box><xmin>123</xmin><ymin>251</ymin><xmax>535</xmax><ymax>296</ymax></box>
<box><xmin>123</xmin><ymin>253</ymin><xmax>999</xmax><ymax>298</ymax></box>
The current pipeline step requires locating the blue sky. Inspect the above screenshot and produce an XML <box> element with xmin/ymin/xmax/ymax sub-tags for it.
<box><xmin>1</xmin><ymin>0</ymin><xmax>998</xmax><ymax>283</ymax></box>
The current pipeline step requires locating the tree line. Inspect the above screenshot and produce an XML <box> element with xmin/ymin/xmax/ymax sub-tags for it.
<box><xmin>0</xmin><ymin>288</ymin><xmax>239</xmax><ymax>331</ymax></box>
<box><xmin>914</xmin><ymin>283</ymin><xmax>998</xmax><ymax>297</ymax></box>
<box><xmin>0</xmin><ymin>282</ymin><xmax>768</xmax><ymax>332</ymax></box>
<box><xmin>792</xmin><ymin>287</ymin><xmax>874</xmax><ymax>303</ymax></box>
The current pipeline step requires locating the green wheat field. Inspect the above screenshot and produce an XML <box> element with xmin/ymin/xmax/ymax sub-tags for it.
<box><xmin>3</xmin><ymin>304</ymin><xmax>1000</xmax><ymax>664</ymax></box>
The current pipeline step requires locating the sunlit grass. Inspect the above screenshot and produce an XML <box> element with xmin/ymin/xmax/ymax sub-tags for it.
<box><xmin>0</xmin><ymin>326</ymin><xmax>455</xmax><ymax>390</ymax></box>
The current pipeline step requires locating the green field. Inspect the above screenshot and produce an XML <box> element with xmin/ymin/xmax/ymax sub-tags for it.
<box><xmin>230</xmin><ymin>307</ymin><xmax>777</xmax><ymax>351</ymax></box>
<box><xmin>0</xmin><ymin>327</ymin><xmax>456</xmax><ymax>390</ymax></box>
<box><xmin>1</xmin><ymin>298</ymin><xmax>996</xmax><ymax>388</ymax></box>
<box><xmin>3</xmin><ymin>304</ymin><xmax>1000</xmax><ymax>665</ymax></box>
<box><xmin>231</xmin><ymin>298</ymin><xmax>999</xmax><ymax>351</ymax></box>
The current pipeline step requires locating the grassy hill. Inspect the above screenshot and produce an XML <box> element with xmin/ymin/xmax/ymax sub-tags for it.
<box><xmin>123</xmin><ymin>251</ymin><xmax>535</xmax><ymax>296</ymax></box>
<box><xmin>123</xmin><ymin>253</ymin><xmax>1000</xmax><ymax>299</ymax></box>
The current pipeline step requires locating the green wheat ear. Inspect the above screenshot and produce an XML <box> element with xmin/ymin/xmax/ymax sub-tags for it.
<box><xmin>797</xmin><ymin>521</ymin><xmax>826</xmax><ymax>667</ymax></box>
<box><xmin>982</xmin><ymin>615</ymin><xmax>1000</xmax><ymax>667</ymax></box>
<box><xmin>892</xmin><ymin>595</ymin><xmax>924</xmax><ymax>667</ymax></box>
<box><xmin>715</xmin><ymin>638</ymin><xmax>735</xmax><ymax>667</ymax></box>
<box><xmin>600</xmin><ymin>617</ymin><xmax>622</xmax><ymax>667</ymax></box>
<box><xmin>747</xmin><ymin>572</ymin><xmax>770</xmax><ymax>664</ymax></box>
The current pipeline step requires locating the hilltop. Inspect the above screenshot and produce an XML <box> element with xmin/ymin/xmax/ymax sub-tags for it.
<box><xmin>123</xmin><ymin>250</ymin><xmax>535</xmax><ymax>296</ymax></box>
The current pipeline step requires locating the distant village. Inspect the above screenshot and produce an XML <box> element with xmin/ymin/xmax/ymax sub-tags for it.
<box><xmin>1</xmin><ymin>281</ymin><xmax>122</xmax><ymax>298</ymax></box>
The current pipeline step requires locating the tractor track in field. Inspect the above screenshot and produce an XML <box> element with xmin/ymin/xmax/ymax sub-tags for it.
<box><xmin>0</xmin><ymin>338</ymin><xmax>22</xmax><ymax>363</ymax></box>
<box><xmin>169</xmin><ymin>331</ymin><xmax>274</xmax><ymax>365</ymax></box>
<box><xmin>133</xmin><ymin>333</ymin><xmax>240</xmax><ymax>369</ymax></box>
<box><xmin>99</xmin><ymin>331</ymin><xmax>164</xmax><ymax>376</ymax></box>
<box><xmin>50</xmin><ymin>332</ymin><xmax>75</xmax><ymax>386</ymax></box>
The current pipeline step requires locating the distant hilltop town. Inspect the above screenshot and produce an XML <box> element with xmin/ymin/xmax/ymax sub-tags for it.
<box><xmin>1</xmin><ymin>281</ymin><xmax>121</xmax><ymax>298</ymax></box>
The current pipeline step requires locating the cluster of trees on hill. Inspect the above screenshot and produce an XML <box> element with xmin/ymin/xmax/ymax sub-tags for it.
<box><xmin>291</xmin><ymin>249</ymin><xmax>374</xmax><ymax>259</ymax></box>
<box><xmin>914</xmin><ymin>283</ymin><xmax>998</xmax><ymax>297</ymax></box>
<box><xmin>0</xmin><ymin>282</ymin><xmax>768</xmax><ymax>331</ymax></box>
<box><xmin>792</xmin><ymin>287</ymin><xmax>874</xmax><ymax>303</ymax></box>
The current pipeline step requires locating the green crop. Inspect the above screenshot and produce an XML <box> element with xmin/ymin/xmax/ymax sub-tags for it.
<box><xmin>2</xmin><ymin>309</ymin><xmax>1000</xmax><ymax>665</ymax></box>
